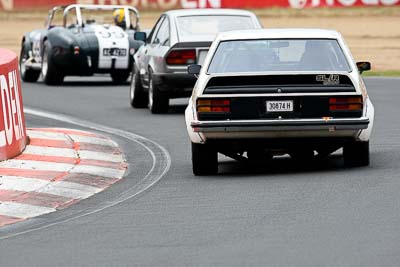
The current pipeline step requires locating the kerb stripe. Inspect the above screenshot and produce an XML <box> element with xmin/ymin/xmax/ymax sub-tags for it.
<box><xmin>0</xmin><ymin>128</ymin><xmax>127</xmax><ymax>227</ymax></box>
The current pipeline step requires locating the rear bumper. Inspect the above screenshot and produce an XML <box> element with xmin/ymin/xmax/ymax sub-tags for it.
<box><xmin>152</xmin><ymin>73</ymin><xmax>197</xmax><ymax>96</ymax></box>
<box><xmin>191</xmin><ymin>117</ymin><xmax>369</xmax><ymax>133</ymax></box>
<box><xmin>52</xmin><ymin>51</ymin><xmax>132</xmax><ymax>75</ymax></box>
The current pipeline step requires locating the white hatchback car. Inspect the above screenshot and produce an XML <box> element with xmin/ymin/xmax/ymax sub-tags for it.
<box><xmin>185</xmin><ymin>29</ymin><xmax>374</xmax><ymax>175</ymax></box>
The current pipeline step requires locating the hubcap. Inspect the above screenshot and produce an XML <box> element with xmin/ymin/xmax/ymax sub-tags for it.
<box><xmin>42</xmin><ymin>48</ymin><xmax>48</xmax><ymax>78</ymax></box>
<box><xmin>20</xmin><ymin>48</ymin><xmax>26</xmax><ymax>76</ymax></box>
<box><xmin>20</xmin><ymin>58</ymin><xmax>26</xmax><ymax>77</ymax></box>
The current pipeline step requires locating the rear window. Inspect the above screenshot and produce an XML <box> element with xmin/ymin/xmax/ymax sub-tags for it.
<box><xmin>176</xmin><ymin>15</ymin><xmax>256</xmax><ymax>41</ymax></box>
<box><xmin>207</xmin><ymin>39</ymin><xmax>351</xmax><ymax>73</ymax></box>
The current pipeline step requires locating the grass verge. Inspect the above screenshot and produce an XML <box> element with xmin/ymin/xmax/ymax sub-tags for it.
<box><xmin>252</xmin><ymin>6</ymin><xmax>400</xmax><ymax>17</ymax></box>
<box><xmin>363</xmin><ymin>70</ymin><xmax>400</xmax><ymax>77</ymax></box>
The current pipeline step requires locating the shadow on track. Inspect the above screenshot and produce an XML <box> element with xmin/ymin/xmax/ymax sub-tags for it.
<box><xmin>214</xmin><ymin>154</ymin><xmax>371</xmax><ymax>177</ymax></box>
<box><xmin>126</xmin><ymin>104</ymin><xmax>187</xmax><ymax>115</ymax></box>
<box><xmin>38</xmin><ymin>75</ymin><xmax>130</xmax><ymax>87</ymax></box>
<box><xmin>167</xmin><ymin>104</ymin><xmax>187</xmax><ymax>114</ymax></box>
<box><xmin>56</xmin><ymin>81</ymin><xmax>130</xmax><ymax>87</ymax></box>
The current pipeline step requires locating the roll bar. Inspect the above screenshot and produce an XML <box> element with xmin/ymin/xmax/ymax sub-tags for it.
<box><xmin>59</xmin><ymin>4</ymin><xmax>140</xmax><ymax>30</ymax></box>
<box><xmin>45</xmin><ymin>6</ymin><xmax>65</xmax><ymax>29</ymax></box>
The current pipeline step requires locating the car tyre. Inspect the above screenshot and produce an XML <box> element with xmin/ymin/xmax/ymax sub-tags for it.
<box><xmin>148</xmin><ymin>72</ymin><xmax>169</xmax><ymax>114</ymax></box>
<box><xmin>20</xmin><ymin>43</ymin><xmax>40</xmax><ymax>82</ymax></box>
<box><xmin>111</xmin><ymin>70</ymin><xmax>130</xmax><ymax>84</ymax></box>
<box><xmin>343</xmin><ymin>140</ymin><xmax>370</xmax><ymax>167</ymax></box>
<box><xmin>192</xmin><ymin>142</ymin><xmax>218</xmax><ymax>176</ymax></box>
<box><xmin>42</xmin><ymin>40</ymin><xmax>64</xmax><ymax>85</ymax></box>
<box><xmin>130</xmin><ymin>66</ymin><xmax>148</xmax><ymax>108</ymax></box>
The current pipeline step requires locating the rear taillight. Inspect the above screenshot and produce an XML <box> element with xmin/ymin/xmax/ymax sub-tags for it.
<box><xmin>329</xmin><ymin>96</ymin><xmax>363</xmax><ymax>111</ymax></box>
<box><xmin>197</xmin><ymin>99</ymin><xmax>230</xmax><ymax>113</ymax></box>
<box><xmin>166</xmin><ymin>49</ymin><xmax>196</xmax><ymax>65</ymax></box>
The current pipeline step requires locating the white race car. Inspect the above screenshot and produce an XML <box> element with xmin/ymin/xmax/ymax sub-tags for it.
<box><xmin>185</xmin><ymin>29</ymin><xmax>374</xmax><ymax>175</ymax></box>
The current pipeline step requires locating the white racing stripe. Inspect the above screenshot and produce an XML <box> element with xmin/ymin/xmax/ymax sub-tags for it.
<box><xmin>27</xmin><ymin>130</ymin><xmax>68</xmax><ymax>141</ymax></box>
<box><xmin>0</xmin><ymin>176</ymin><xmax>50</xmax><ymax>192</ymax></box>
<box><xmin>71</xmin><ymin>165</ymin><xmax>125</xmax><ymax>179</ymax></box>
<box><xmin>0</xmin><ymin>160</ymin><xmax>74</xmax><ymax>172</ymax></box>
<box><xmin>0</xmin><ymin>159</ymin><xmax>123</xmax><ymax>178</ymax></box>
<box><xmin>43</xmin><ymin>128</ymin><xmax>95</xmax><ymax>135</ymax></box>
<box><xmin>0</xmin><ymin>176</ymin><xmax>102</xmax><ymax>199</ymax></box>
<box><xmin>23</xmin><ymin>145</ymin><xmax>123</xmax><ymax>163</ymax></box>
<box><xmin>23</xmin><ymin>146</ymin><xmax>76</xmax><ymax>158</ymax></box>
<box><xmin>27</xmin><ymin>130</ymin><xmax>117</xmax><ymax>147</ymax></box>
<box><xmin>79</xmin><ymin>150</ymin><xmax>123</xmax><ymax>163</ymax></box>
<box><xmin>28</xmin><ymin>129</ymin><xmax>116</xmax><ymax>147</ymax></box>
<box><xmin>69</xmin><ymin>134</ymin><xmax>117</xmax><ymax>147</ymax></box>
<box><xmin>37</xmin><ymin>181</ymin><xmax>102</xmax><ymax>199</ymax></box>
<box><xmin>0</xmin><ymin>202</ymin><xmax>56</xmax><ymax>219</ymax></box>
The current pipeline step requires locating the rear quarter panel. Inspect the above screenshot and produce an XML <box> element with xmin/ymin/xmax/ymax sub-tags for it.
<box><xmin>47</xmin><ymin>27</ymin><xmax>77</xmax><ymax>51</ymax></box>
<box><xmin>24</xmin><ymin>29</ymin><xmax>47</xmax><ymax>63</ymax></box>
<box><xmin>148</xmin><ymin>44</ymin><xmax>171</xmax><ymax>74</ymax></box>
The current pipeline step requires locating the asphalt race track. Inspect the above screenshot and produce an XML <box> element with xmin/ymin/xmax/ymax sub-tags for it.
<box><xmin>0</xmin><ymin>77</ymin><xmax>399</xmax><ymax>266</ymax></box>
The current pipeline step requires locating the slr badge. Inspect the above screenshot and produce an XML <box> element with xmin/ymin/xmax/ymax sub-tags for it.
<box><xmin>316</xmin><ymin>74</ymin><xmax>340</xmax><ymax>85</ymax></box>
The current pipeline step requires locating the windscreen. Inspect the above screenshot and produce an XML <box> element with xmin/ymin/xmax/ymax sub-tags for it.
<box><xmin>207</xmin><ymin>39</ymin><xmax>351</xmax><ymax>73</ymax></box>
<box><xmin>66</xmin><ymin>8</ymin><xmax>138</xmax><ymax>29</ymax></box>
<box><xmin>176</xmin><ymin>15</ymin><xmax>255</xmax><ymax>41</ymax></box>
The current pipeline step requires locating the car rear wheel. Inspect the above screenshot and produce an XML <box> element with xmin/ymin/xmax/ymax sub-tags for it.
<box><xmin>130</xmin><ymin>66</ymin><xmax>148</xmax><ymax>108</ymax></box>
<box><xmin>148</xmin><ymin>72</ymin><xmax>169</xmax><ymax>114</ymax></box>
<box><xmin>42</xmin><ymin>40</ymin><xmax>64</xmax><ymax>85</ymax></box>
<box><xmin>111</xmin><ymin>71</ymin><xmax>130</xmax><ymax>84</ymax></box>
<box><xmin>20</xmin><ymin>44</ymin><xmax>40</xmax><ymax>82</ymax></box>
<box><xmin>343</xmin><ymin>140</ymin><xmax>370</xmax><ymax>167</ymax></box>
<box><xmin>192</xmin><ymin>142</ymin><xmax>218</xmax><ymax>176</ymax></box>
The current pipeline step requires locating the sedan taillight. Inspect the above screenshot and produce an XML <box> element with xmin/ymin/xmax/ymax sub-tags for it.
<box><xmin>329</xmin><ymin>96</ymin><xmax>363</xmax><ymax>111</ymax></box>
<box><xmin>166</xmin><ymin>49</ymin><xmax>196</xmax><ymax>65</ymax></box>
<box><xmin>197</xmin><ymin>99</ymin><xmax>231</xmax><ymax>113</ymax></box>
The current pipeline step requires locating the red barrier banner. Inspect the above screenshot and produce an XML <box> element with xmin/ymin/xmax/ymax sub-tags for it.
<box><xmin>1</xmin><ymin>0</ymin><xmax>399</xmax><ymax>10</ymax></box>
<box><xmin>78</xmin><ymin>0</ymin><xmax>400</xmax><ymax>8</ymax></box>
<box><xmin>12</xmin><ymin>0</ymin><xmax>73</xmax><ymax>9</ymax></box>
<box><xmin>276</xmin><ymin>0</ymin><xmax>400</xmax><ymax>8</ymax></box>
<box><xmin>0</xmin><ymin>49</ymin><xmax>27</xmax><ymax>160</ymax></box>
<box><xmin>222</xmin><ymin>0</ymin><xmax>400</xmax><ymax>7</ymax></box>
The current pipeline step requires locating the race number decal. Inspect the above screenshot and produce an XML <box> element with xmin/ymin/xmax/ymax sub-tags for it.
<box><xmin>94</xmin><ymin>25</ymin><xmax>129</xmax><ymax>69</ymax></box>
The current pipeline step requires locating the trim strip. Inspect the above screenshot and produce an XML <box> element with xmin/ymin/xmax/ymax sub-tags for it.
<box><xmin>205</xmin><ymin>86</ymin><xmax>355</xmax><ymax>94</ymax></box>
<box><xmin>192</xmin><ymin>118</ymin><xmax>369</xmax><ymax>132</ymax></box>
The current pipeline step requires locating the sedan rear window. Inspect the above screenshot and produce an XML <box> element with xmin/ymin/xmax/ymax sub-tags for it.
<box><xmin>176</xmin><ymin>15</ymin><xmax>256</xmax><ymax>41</ymax></box>
<box><xmin>208</xmin><ymin>39</ymin><xmax>351</xmax><ymax>73</ymax></box>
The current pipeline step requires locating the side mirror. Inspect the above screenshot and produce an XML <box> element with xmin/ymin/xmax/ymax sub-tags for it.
<box><xmin>134</xmin><ymin>31</ymin><xmax>147</xmax><ymax>42</ymax></box>
<box><xmin>188</xmin><ymin>64</ymin><xmax>201</xmax><ymax>75</ymax></box>
<box><xmin>356</xmin><ymin>61</ymin><xmax>371</xmax><ymax>74</ymax></box>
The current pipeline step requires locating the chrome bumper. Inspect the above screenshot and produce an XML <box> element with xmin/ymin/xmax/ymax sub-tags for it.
<box><xmin>191</xmin><ymin>117</ymin><xmax>369</xmax><ymax>133</ymax></box>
